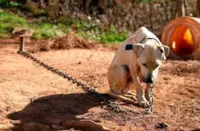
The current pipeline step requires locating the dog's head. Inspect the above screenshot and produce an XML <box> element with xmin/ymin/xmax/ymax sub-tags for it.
<box><xmin>133</xmin><ymin>39</ymin><xmax>170</xmax><ymax>84</ymax></box>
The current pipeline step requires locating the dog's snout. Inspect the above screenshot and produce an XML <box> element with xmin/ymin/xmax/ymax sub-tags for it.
<box><xmin>147</xmin><ymin>73</ymin><xmax>153</xmax><ymax>83</ymax></box>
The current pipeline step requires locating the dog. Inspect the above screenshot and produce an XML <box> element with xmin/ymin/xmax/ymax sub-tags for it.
<box><xmin>108</xmin><ymin>27</ymin><xmax>170</xmax><ymax>107</ymax></box>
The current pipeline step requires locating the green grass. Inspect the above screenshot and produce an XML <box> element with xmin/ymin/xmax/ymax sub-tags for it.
<box><xmin>30</xmin><ymin>22</ymin><xmax>69</xmax><ymax>39</ymax></box>
<box><xmin>72</xmin><ymin>22</ymin><xmax>126</xmax><ymax>43</ymax></box>
<box><xmin>0</xmin><ymin>9</ymin><xmax>28</xmax><ymax>37</ymax></box>
<box><xmin>0</xmin><ymin>9</ymin><xmax>127</xmax><ymax>44</ymax></box>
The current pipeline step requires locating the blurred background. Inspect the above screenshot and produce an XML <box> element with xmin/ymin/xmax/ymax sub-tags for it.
<box><xmin>0</xmin><ymin>0</ymin><xmax>198</xmax><ymax>43</ymax></box>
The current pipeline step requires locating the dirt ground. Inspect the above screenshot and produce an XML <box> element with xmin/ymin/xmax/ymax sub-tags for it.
<box><xmin>0</xmin><ymin>38</ymin><xmax>200</xmax><ymax>131</ymax></box>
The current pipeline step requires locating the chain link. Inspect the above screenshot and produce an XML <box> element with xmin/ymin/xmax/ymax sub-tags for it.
<box><xmin>18</xmin><ymin>51</ymin><xmax>122</xmax><ymax>113</ymax></box>
<box><xmin>147</xmin><ymin>84</ymin><xmax>153</xmax><ymax>114</ymax></box>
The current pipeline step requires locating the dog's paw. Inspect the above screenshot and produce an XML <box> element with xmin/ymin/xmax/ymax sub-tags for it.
<box><xmin>138</xmin><ymin>100</ymin><xmax>150</xmax><ymax>108</ymax></box>
<box><xmin>137</xmin><ymin>94</ymin><xmax>150</xmax><ymax>108</ymax></box>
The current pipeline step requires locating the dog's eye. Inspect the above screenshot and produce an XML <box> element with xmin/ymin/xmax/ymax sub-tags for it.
<box><xmin>142</xmin><ymin>63</ymin><xmax>147</xmax><ymax>67</ymax></box>
<box><xmin>160</xmin><ymin>48</ymin><xmax>164</xmax><ymax>53</ymax></box>
<box><xmin>156</xmin><ymin>64</ymin><xmax>159</xmax><ymax>68</ymax></box>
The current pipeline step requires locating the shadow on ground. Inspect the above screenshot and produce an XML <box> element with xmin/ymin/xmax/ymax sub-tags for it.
<box><xmin>7</xmin><ymin>92</ymin><xmax>109</xmax><ymax>131</ymax></box>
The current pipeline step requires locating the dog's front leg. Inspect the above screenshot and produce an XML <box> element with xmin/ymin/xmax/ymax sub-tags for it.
<box><xmin>129</xmin><ymin>65</ymin><xmax>149</xmax><ymax>108</ymax></box>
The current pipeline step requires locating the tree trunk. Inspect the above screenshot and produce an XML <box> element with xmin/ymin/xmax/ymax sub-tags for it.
<box><xmin>148</xmin><ymin>0</ymin><xmax>153</xmax><ymax>31</ymax></box>
<box><xmin>47</xmin><ymin>0</ymin><xmax>60</xmax><ymax>18</ymax></box>
<box><xmin>40</xmin><ymin>0</ymin><xmax>46</xmax><ymax>8</ymax></box>
<box><xmin>176</xmin><ymin>0</ymin><xmax>186</xmax><ymax>17</ymax></box>
<box><xmin>183</xmin><ymin>0</ymin><xmax>188</xmax><ymax>16</ymax></box>
<box><xmin>197</xmin><ymin>0</ymin><xmax>200</xmax><ymax>17</ymax></box>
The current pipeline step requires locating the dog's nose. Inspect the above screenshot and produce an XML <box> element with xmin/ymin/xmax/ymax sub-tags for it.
<box><xmin>147</xmin><ymin>77</ymin><xmax>153</xmax><ymax>83</ymax></box>
<box><xmin>147</xmin><ymin>73</ymin><xmax>153</xmax><ymax>83</ymax></box>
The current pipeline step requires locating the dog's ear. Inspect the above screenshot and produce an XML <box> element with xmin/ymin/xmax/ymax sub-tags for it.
<box><xmin>132</xmin><ymin>43</ymin><xmax>145</xmax><ymax>57</ymax></box>
<box><xmin>163</xmin><ymin>45</ymin><xmax>170</xmax><ymax>57</ymax></box>
<box><xmin>158</xmin><ymin>45</ymin><xmax>170</xmax><ymax>60</ymax></box>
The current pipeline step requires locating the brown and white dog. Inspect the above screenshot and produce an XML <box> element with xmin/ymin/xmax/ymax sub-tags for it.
<box><xmin>108</xmin><ymin>27</ymin><xmax>170</xmax><ymax>107</ymax></box>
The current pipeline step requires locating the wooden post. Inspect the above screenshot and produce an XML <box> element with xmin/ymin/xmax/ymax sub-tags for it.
<box><xmin>12</xmin><ymin>28</ymin><xmax>33</xmax><ymax>53</ymax></box>
<box><xmin>19</xmin><ymin>37</ymin><xmax>25</xmax><ymax>52</ymax></box>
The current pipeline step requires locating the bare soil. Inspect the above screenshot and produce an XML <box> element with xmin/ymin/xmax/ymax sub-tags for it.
<box><xmin>0</xmin><ymin>38</ymin><xmax>199</xmax><ymax>131</ymax></box>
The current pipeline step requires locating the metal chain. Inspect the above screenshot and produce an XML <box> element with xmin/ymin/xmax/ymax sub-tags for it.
<box><xmin>147</xmin><ymin>85</ymin><xmax>153</xmax><ymax>114</ymax></box>
<box><xmin>18</xmin><ymin>51</ymin><xmax>154</xmax><ymax>114</ymax></box>
<box><xmin>17</xmin><ymin>51</ymin><xmax>122</xmax><ymax>113</ymax></box>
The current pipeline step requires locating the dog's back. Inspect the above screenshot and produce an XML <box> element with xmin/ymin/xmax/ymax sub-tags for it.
<box><xmin>111</xmin><ymin>27</ymin><xmax>161</xmax><ymax>66</ymax></box>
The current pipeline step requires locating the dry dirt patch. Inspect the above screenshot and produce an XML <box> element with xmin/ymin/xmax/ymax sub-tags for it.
<box><xmin>0</xmin><ymin>40</ymin><xmax>199</xmax><ymax>131</ymax></box>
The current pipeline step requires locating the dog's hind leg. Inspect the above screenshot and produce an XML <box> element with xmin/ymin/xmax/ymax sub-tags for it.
<box><xmin>108</xmin><ymin>65</ymin><xmax>137</xmax><ymax>103</ymax></box>
<box><xmin>121</xmin><ymin>77</ymin><xmax>132</xmax><ymax>94</ymax></box>
<box><xmin>108</xmin><ymin>65</ymin><xmax>129</xmax><ymax>95</ymax></box>
<box><xmin>123</xmin><ymin>80</ymin><xmax>137</xmax><ymax>100</ymax></box>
